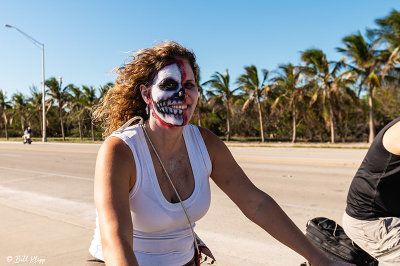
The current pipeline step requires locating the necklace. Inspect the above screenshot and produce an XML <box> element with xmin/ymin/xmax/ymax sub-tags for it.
<box><xmin>141</xmin><ymin>124</ymin><xmax>200</xmax><ymax>255</ymax></box>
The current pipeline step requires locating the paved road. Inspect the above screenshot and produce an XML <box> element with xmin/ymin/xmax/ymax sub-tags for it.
<box><xmin>0</xmin><ymin>142</ymin><xmax>367</xmax><ymax>265</ymax></box>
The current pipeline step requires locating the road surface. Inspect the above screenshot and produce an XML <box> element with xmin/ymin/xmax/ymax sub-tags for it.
<box><xmin>0</xmin><ymin>142</ymin><xmax>367</xmax><ymax>265</ymax></box>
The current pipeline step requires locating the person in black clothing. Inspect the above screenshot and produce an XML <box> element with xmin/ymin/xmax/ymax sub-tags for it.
<box><xmin>343</xmin><ymin>117</ymin><xmax>400</xmax><ymax>266</ymax></box>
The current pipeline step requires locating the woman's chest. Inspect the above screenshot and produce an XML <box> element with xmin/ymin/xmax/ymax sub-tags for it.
<box><xmin>129</xmin><ymin>152</ymin><xmax>211</xmax><ymax>233</ymax></box>
<box><xmin>152</xmin><ymin>151</ymin><xmax>195</xmax><ymax>204</ymax></box>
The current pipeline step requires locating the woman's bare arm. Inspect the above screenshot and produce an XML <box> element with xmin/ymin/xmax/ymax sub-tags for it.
<box><xmin>94</xmin><ymin>137</ymin><xmax>138</xmax><ymax>266</ymax></box>
<box><xmin>200</xmin><ymin>127</ymin><xmax>352</xmax><ymax>266</ymax></box>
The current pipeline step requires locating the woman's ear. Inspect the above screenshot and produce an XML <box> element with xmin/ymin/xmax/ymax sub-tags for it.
<box><xmin>140</xmin><ymin>85</ymin><xmax>149</xmax><ymax>104</ymax></box>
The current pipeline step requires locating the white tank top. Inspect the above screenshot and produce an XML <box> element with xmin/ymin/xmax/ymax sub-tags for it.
<box><xmin>89</xmin><ymin>124</ymin><xmax>212</xmax><ymax>266</ymax></box>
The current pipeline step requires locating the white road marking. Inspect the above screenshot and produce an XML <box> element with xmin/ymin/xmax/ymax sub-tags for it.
<box><xmin>210</xmin><ymin>192</ymin><xmax>343</xmax><ymax>213</ymax></box>
<box><xmin>235</xmin><ymin>157</ymin><xmax>359</xmax><ymax>166</ymax></box>
<box><xmin>280</xmin><ymin>202</ymin><xmax>343</xmax><ymax>213</ymax></box>
<box><xmin>0</xmin><ymin>154</ymin><xmax>21</xmax><ymax>157</ymax></box>
<box><xmin>0</xmin><ymin>184</ymin><xmax>95</xmax><ymax>229</ymax></box>
<box><xmin>0</xmin><ymin>173</ymin><xmax>52</xmax><ymax>184</ymax></box>
<box><xmin>0</xmin><ymin>166</ymin><xmax>92</xmax><ymax>181</ymax></box>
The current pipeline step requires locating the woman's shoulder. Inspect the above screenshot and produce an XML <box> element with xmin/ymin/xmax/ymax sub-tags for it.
<box><xmin>100</xmin><ymin>135</ymin><xmax>133</xmax><ymax>161</ymax></box>
<box><xmin>105</xmin><ymin>124</ymin><xmax>144</xmax><ymax>151</ymax></box>
<box><xmin>111</xmin><ymin>124</ymin><xmax>142</xmax><ymax>139</ymax></box>
<box><xmin>98</xmin><ymin>134</ymin><xmax>136</xmax><ymax>182</ymax></box>
<box><xmin>101</xmin><ymin>124</ymin><xmax>143</xmax><ymax>163</ymax></box>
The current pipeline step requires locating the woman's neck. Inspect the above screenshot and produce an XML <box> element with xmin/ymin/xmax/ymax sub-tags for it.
<box><xmin>144</xmin><ymin>118</ymin><xmax>185</xmax><ymax>154</ymax></box>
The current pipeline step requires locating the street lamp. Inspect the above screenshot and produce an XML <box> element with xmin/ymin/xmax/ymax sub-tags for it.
<box><xmin>4</xmin><ymin>24</ymin><xmax>47</xmax><ymax>142</ymax></box>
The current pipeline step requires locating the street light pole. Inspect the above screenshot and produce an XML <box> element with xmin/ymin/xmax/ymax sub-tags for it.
<box><xmin>5</xmin><ymin>24</ymin><xmax>47</xmax><ymax>142</ymax></box>
<box><xmin>42</xmin><ymin>43</ymin><xmax>46</xmax><ymax>142</ymax></box>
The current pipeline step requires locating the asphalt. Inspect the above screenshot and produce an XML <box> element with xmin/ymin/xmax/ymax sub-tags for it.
<box><xmin>0</xmin><ymin>141</ymin><xmax>368</xmax><ymax>265</ymax></box>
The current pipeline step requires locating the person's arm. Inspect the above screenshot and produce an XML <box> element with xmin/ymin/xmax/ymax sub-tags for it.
<box><xmin>94</xmin><ymin>137</ymin><xmax>138</xmax><ymax>266</ymax></box>
<box><xmin>383</xmin><ymin>120</ymin><xmax>400</xmax><ymax>155</ymax></box>
<box><xmin>199</xmin><ymin>127</ymin><xmax>352</xmax><ymax>266</ymax></box>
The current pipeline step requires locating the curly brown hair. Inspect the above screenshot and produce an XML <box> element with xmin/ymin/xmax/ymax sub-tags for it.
<box><xmin>93</xmin><ymin>41</ymin><xmax>200</xmax><ymax>137</ymax></box>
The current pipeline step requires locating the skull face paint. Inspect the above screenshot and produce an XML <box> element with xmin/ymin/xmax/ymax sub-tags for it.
<box><xmin>149</xmin><ymin>61</ymin><xmax>188</xmax><ymax>127</ymax></box>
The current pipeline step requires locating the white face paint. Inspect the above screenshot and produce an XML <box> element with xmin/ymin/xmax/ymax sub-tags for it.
<box><xmin>149</xmin><ymin>63</ymin><xmax>188</xmax><ymax>126</ymax></box>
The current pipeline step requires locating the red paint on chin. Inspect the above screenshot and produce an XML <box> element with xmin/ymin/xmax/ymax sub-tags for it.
<box><xmin>149</xmin><ymin>99</ymin><xmax>187</xmax><ymax>128</ymax></box>
<box><xmin>183</xmin><ymin>111</ymin><xmax>188</xmax><ymax>125</ymax></box>
<box><xmin>149</xmin><ymin>99</ymin><xmax>175</xmax><ymax>128</ymax></box>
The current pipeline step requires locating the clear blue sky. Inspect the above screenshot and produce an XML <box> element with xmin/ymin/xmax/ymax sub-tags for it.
<box><xmin>1</xmin><ymin>0</ymin><xmax>399</xmax><ymax>98</ymax></box>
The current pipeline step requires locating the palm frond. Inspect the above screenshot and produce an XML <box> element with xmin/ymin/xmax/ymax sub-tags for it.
<box><xmin>368</xmin><ymin>72</ymin><xmax>380</xmax><ymax>87</ymax></box>
<box><xmin>309</xmin><ymin>88</ymin><xmax>320</xmax><ymax>106</ymax></box>
<box><xmin>241</xmin><ymin>96</ymin><xmax>254</xmax><ymax>111</ymax></box>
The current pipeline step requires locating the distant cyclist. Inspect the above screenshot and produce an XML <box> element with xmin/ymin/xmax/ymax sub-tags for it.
<box><xmin>23</xmin><ymin>127</ymin><xmax>32</xmax><ymax>144</ymax></box>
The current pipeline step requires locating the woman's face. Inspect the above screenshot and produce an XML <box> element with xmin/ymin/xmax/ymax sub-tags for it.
<box><xmin>146</xmin><ymin>58</ymin><xmax>198</xmax><ymax>127</ymax></box>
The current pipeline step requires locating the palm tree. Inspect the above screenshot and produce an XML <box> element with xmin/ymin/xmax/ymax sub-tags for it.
<box><xmin>237</xmin><ymin>65</ymin><xmax>269</xmax><ymax>142</ymax></box>
<box><xmin>82</xmin><ymin>85</ymin><xmax>97</xmax><ymax>141</ymax></box>
<box><xmin>271</xmin><ymin>64</ymin><xmax>309</xmax><ymax>143</ymax></box>
<box><xmin>98</xmin><ymin>82</ymin><xmax>114</xmax><ymax>100</ymax></box>
<box><xmin>337</xmin><ymin>32</ymin><xmax>382</xmax><ymax>143</ymax></box>
<box><xmin>332</xmin><ymin>82</ymin><xmax>360</xmax><ymax>142</ymax></box>
<box><xmin>195</xmin><ymin>83</ymin><xmax>207</xmax><ymax>126</ymax></box>
<box><xmin>368</xmin><ymin>9</ymin><xmax>400</xmax><ymax>77</ymax></box>
<box><xmin>301</xmin><ymin>49</ymin><xmax>353</xmax><ymax>143</ymax></box>
<box><xmin>27</xmin><ymin>86</ymin><xmax>43</xmax><ymax>137</ymax></box>
<box><xmin>203</xmin><ymin>70</ymin><xmax>239</xmax><ymax>141</ymax></box>
<box><xmin>69</xmin><ymin>85</ymin><xmax>85</xmax><ymax>140</ymax></box>
<box><xmin>45</xmin><ymin>77</ymin><xmax>70</xmax><ymax>141</ymax></box>
<box><xmin>0</xmin><ymin>90</ymin><xmax>12</xmax><ymax>139</ymax></box>
<box><xmin>11</xmin><ymin>92</ymin><xmax>27</xmax><ymax>132</ymax></box>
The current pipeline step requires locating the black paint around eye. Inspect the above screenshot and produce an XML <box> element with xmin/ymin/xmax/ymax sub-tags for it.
<box><xmin>159</xmin><ymin>78</ymin><xmax>179</xmax><ymax>91</ymax></box>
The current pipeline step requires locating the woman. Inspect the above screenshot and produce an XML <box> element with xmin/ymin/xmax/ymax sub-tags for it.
<box><xmin>87</xmin><ymin>41</ymin><xmax>352</xmax><ymax>266</ymax></box>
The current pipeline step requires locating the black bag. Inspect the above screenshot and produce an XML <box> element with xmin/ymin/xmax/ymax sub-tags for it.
<box><xmin>303</xmin><ymin>217</ymin><xmax>378</xmax><ymax>266</ymax></box>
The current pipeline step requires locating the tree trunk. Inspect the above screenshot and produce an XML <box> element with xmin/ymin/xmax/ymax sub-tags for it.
<box><xmin>292</xmin><ymin>103</ymin><xmax>296</xmax><ymax>143</ymax></box>
<box><xmin>59</xmin><ymin>105</ymin><xmax>65</xmax><ymax>141</ymax></box>
<box><xmin>226</xmin><ymin>100</ymin><xmax>231</xmax><ymax>142</ymax></box>
<box><xmin>329</xmin><ymin>104</ymin><xmax>335</xmax><ymax>143</ymax></box>
<box><xmin>3</xmin><ymin>113</ymin><xmax>8</xmax><ymax>140</ymax></box>
<box><xmin>326</xmin><ymin>89</ymin><xmax>336</xmax><ymax>143</ymax></box>
<box><xmin>343</xmin><ymin>111</ymin><xmax>349</xmax><ymax>142</ymax></box>
<box><xmin>20</xmin><ymin>113</ymin><xmax>24</xmax><ymax>132</ymax></box>
<box><xmin>330</xmin><ymin>119</ymin><xmax>335</xmax><ymax>143</ymax></box>
<box><xmin>78</xmin><ymin>120</ymin><xmax>82</xmax><ymax>140</ymax></box>
<box><xmin>91</xmin><ymin>121</ymin><xmax>95</xmax><ymax>141</ymax></box>
<box><xmin>197</xmin><ymin>107</ymin><xmax>201</xmax><ymax>127</ymax></box>
<box><xmin>368</xmin><ymin>86</ymin><xmax>375</xmax><ymax>143</ymax></box>
<box><xmin>256</xmin><ymin>99</ymin><xmax>264</xmax><ymax>142</ymax></box>
<box><xmin>38</xmin><ymin>112</ymin><xmax>43</xmax><ymax>138</ymax></box>
<box><xmin>45</xmin><ymin>106</ymin><xmax>50</xmax><ymax>130</ymax></box>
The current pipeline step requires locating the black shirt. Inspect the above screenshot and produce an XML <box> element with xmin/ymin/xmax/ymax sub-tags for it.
<box><xmin>346</xmin><ymin>117</ymin><xmax>400</xmax><ymax>220</ymax></box>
